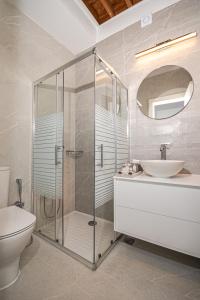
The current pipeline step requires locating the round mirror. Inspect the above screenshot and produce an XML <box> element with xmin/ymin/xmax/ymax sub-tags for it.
<box><xmin>136</xmin><ymin>65</ymin><xmax>194</xmax><ymax>120</ymax></box>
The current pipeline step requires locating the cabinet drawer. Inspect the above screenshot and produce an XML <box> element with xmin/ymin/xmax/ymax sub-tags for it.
<box><xmin>114</xmin><ymin>180</ymin><xmax>200</xmax><ymax>223</ymax></box>
<box><xmin>115</xmin><ymin>206</ymin><xmax>200</xmax><ymax>258</ymax></box>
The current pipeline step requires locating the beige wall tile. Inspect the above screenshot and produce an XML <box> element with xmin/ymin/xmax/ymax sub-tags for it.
<box><xmin>96</xmin><ymin>0</ymin><xmax>200</xmax><ymax>174</ymax></box>
<box><xmin>0</xmin><ymin>0</ymin><xmax>73</xmax><ymax>211</ymax></box>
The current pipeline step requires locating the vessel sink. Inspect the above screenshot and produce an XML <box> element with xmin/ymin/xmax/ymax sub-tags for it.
<box><xmin>140</xmin><ymin>160</ymin><xmax>184</xmax><ymax>178</ymax></box>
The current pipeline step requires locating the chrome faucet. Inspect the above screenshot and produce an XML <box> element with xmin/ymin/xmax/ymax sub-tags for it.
<box><xmin>160</xmin><ymin>144</ymin><xmax>170</xmax><ymax>160</ymax></box>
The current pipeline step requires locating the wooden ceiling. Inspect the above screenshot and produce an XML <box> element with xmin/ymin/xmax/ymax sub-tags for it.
<box><xmin>82</xmin><ymin>0</ymin><xmax>142</xmax><ymax>24</ymax></box>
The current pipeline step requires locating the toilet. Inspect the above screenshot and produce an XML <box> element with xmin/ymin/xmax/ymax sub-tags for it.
<box><xmin>0</xmin><ymin>167</ymin><xmax>36</xmax><ymax>291</ymax></box>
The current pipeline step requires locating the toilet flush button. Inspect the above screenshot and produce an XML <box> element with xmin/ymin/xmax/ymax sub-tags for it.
<box><xmin>140</xmin><ymin>13</ymin><xmax>152</xmax><ymax>28</ymax></box>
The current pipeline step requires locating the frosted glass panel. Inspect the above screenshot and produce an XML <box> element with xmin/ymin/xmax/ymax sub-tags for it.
<box><xmin>33</xmin><ymin>73</ymin><xmax>64</xmax><ymax>243</ymax></box>
<box><xmin>95</xmin><ymin>61</ymin><xmax>115</xmax><ymax>261</ymax></box>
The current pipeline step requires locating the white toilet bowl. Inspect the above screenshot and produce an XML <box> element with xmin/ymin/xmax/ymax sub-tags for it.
<box><xmin>0</xmin><ymin>206</ymin><xmax>36</xmax><ymax>290</ymax></box>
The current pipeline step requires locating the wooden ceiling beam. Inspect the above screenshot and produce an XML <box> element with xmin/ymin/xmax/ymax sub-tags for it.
<box><xmin>132</xmin><ymin>0</ymin><xmax>141</xmax><ymax>4</ymax></box>
<box><xmin>124</xmin><ymin>0</ymin><xmax>133</xmax><ymax>8</ymax></box>
<box><xmin>99</xmin><ymin>0</ymin><xmax>115</xmax><ymax>18</ymax></box>
<box><xmin>81</xmin><ymin>0</ymin><xmax>142</xmax><ymax>24</ymax></box>
<box><xmin>82</xmin><ymin>0</ymin><xmax>100</xmax><ymax>23</ymax></box>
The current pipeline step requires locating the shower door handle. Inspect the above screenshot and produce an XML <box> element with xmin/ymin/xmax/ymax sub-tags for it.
<box><xmin>55</xmin><ymin>145</ymin><xmax>62</xmax><ymax>165</ymax></box>
<box><xmin>97</xmin><ymin>144</ymin><xmax>104</xmax><ymax>168</ymax></box>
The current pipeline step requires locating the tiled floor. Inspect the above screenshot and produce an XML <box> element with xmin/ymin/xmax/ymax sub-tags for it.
<box><xmin>41</xmin><ymin>211</ymin><xmax>114</xmax><ymax>262</ymax></box>
<box><xmin>0</xmin><ymin>235</ymin><xmax>200</xmax><ymax>300</ymax></box>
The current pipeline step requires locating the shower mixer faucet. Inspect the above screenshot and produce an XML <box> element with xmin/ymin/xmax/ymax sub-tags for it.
<box><xmin>160</xmin><ymin>143</ymin><xmax>170</xmax><ymax>160</ymax></box>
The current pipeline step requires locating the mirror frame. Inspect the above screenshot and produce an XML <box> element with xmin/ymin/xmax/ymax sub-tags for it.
<box><xmin>136</xmin><ymin>65</ymin><xmax>194</xmax><ymax>120</ymax></box>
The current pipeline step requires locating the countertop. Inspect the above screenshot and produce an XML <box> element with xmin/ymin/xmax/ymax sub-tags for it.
<box><xmin>114</xmin><ymin>172</ymin><xmax>200</xmax><ymax>189</ymax></box>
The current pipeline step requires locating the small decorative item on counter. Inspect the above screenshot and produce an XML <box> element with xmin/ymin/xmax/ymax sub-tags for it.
<box><xmin>128</xmin><ymin>163</ymin><xmax>133</xmax><ymax>175</ymax></box>
<box><xmin>118</xmin><ymin>161</ymin><xmax>142</xmax><ymax>175</ymax></box>
<box><xmin>132</xmin><ymin>159</ymin><xmax>143</xmax><ymax>173</ymax></box>
<box><xmin>118</xmin><ymin>162</ymin><xmax>130</xmax><ymax>175</ymax></box>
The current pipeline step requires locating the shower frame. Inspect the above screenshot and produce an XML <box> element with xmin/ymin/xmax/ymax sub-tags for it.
<box><xmin>32</xmin><ymin>48</ymin><xmax>129</xmax><ymax>269</ymax></box>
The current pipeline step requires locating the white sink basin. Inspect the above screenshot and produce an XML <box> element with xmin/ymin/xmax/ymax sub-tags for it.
<box><xmin>140</xmin><ymin>160</ymin><xmax>184</xmax><ymax>178</ymax></box>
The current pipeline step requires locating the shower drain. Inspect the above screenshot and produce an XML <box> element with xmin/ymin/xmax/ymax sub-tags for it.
<box><xmin>88</xmin><ymin>220</ymin><xmax>97</xmax><ymax>226</ymax></box>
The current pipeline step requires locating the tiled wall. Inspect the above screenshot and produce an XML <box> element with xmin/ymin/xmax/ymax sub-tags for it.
<box><xmin>62</xmin><ymin>56</ymin><xmax>95</xmax><ymax>216</ymax></box>
<box><xmin>75</xmin><ymin>56</ymin><xmax>95</xmax><ymax>215</ymax></box>
<box><xmin>0</xmin><ymin>0</ymin><xmax>73</xmax><ymax>211</ymax></box>
<box><xmin>96</xmin><ymin>0</ymin><xmax>200</xmax><ymax>174</ymax></box>
<box><xmin>2</xmin><ymin>0</ymin><xmax>200</xmax><ymax>214</ymax></box>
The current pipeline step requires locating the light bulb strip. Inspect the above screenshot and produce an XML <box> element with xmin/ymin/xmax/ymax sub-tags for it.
<box><xmin>135</xmin><ymin>32</ymin><xmax>197</xmax><ymax>58</ymax></box>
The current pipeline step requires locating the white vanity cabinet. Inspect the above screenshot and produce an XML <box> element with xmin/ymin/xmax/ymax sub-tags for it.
<box><xmin>114</xmin><ymin>174</ymin><xmax>200</xmax><ymax>258</ymax></box>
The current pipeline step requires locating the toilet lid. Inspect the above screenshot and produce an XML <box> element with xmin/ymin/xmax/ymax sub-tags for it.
<box><xmin>0</xmin><ymin>206</ymin><xmax>36</xmax><ymax>239</ymax></box>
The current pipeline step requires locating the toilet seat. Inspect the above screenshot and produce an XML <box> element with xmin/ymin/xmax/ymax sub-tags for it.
<box><xmin>0</xmin><ymin>206</ymin><xmax>36</xmax><ymax>240</ymax></box>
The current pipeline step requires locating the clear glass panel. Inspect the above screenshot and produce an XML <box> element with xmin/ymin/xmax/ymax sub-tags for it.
<box><xmin>115</xmin><ymin>80</ymin><xmax>129</xmax><ymax>240</ymax></box>
<box><xmin>94</xmin><ymin>59</ymin><xmax>115</xmax><ymax>262</ymax></box>
<box><xmin>33</xmin><ymin>73</ymin><xmax>64</xmax><ymax>244</ymax></box>
<box><xmin>116</xmin><ymin>79</ymin><xmax>129</xmax><ymax>171</ymax></box>
<box><xmin>63</xmin><ymin>55</ymin><xmax>95</xmax><ymax>263</ymax></box>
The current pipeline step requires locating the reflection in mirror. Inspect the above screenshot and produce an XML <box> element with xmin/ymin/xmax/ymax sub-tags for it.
<box><xmin>137</xmin><ymin>65</ymin><xmax>194</xmax><ymax>120</ymax></box>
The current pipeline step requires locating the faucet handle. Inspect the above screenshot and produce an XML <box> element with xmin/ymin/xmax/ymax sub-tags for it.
<box><xmin>160</xmin><ymin>143</ymin><xmax>171</xmax><ymax>150</ymax></box>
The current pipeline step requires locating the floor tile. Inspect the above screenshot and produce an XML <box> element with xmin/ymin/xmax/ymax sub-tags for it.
<box><xmin>0</xmin><ymin>235</ymin><xmax>199</xmax><ymax>300</ymax></box>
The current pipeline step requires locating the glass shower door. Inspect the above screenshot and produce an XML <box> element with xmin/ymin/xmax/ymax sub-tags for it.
<box><xmin>33</xmin><ymin>72</ymin><xmax>64</xmax><ymax>244</ymax></box>
<box><xmin>116</xmin><ymin>79</ymin><xmax>129</xmax><ymax>171</ymax></box>
<box><xmin>63</xmin><ymin>55</ymin><xmax>96</xmax><ymax>263</ymax></box>
<box><xmin>94</xmin><ymin>59</ymin><xmax>116</xmax><ymax>262</ymax></box>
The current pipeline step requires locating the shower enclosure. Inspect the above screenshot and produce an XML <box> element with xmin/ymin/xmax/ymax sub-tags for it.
<box><xmin>32</xmin><ymin>49</ymin><xmax>129</xmax><ymax>268</ymax></box>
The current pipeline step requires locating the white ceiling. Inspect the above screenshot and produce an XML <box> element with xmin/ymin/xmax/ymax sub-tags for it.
<box><xmin>8</xmin><ymin>0</ymin><xmax>181</xmax><ymax>55</ymax></box>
